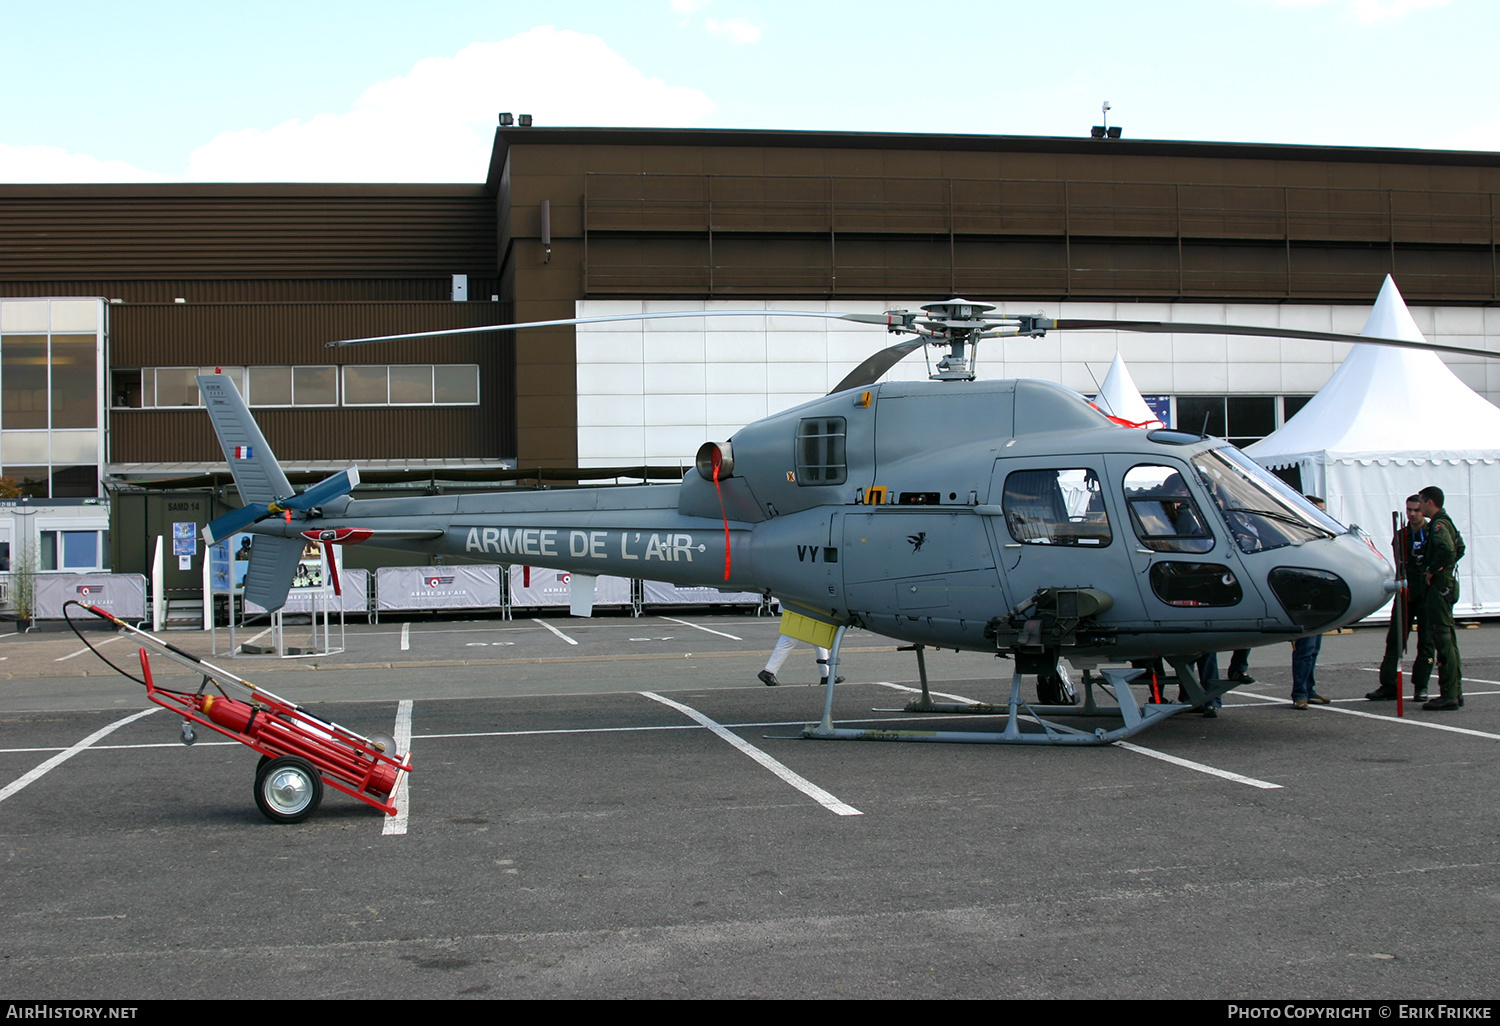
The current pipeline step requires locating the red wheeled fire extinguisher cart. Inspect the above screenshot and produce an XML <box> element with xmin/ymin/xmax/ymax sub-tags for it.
<box><xmin>68</xmin><ymin>601</ymin><xmax>412</xmax><ymax>824</ymax></box>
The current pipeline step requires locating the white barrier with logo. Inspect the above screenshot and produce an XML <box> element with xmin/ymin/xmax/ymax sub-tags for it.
<box><xmin>34</xmin><ymin>574</ymin><xmax>150</xmax><ymax>622</ymax></box>
<box><xmin>641</xmin><ymin>580</ymin><xmax>765</xmax><ymax>607</ymax></box>
<box><xmin>508</xmin><ymin>565</ymin><xmax>632</xmax><ymax>609</ymax></box>
<box><xmin>377</xmin><ymin>565</ymin><xmax>503</xmax><ymax>612</ymax></box>
<box><xmin>244</xmin><ymin>569</ymin><xmax>370</xmax><ymax>616</ymax></box>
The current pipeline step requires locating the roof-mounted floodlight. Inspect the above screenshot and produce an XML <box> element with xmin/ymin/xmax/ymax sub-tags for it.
<box><xmin>499</xmin><ymin>112</ymin><xmax>514</xmax><ymax>126</ymax></box>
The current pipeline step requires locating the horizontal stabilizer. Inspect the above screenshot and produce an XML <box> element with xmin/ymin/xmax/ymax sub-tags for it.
<box><xmin>301</xmin><ymin>527</ymin><xmax>444</xmax><ymax>544</ymax></box>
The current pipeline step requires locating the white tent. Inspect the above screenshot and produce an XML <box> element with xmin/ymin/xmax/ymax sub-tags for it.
<box><xmin>1093</xmin><ymin>353</ymin><xmax>1164</xmax><ymax>428</ymax></box>
<box><xmin>1245</xmin><ymin>276</ymin><xmax>1500</xmax><ymax>617</ymax></box>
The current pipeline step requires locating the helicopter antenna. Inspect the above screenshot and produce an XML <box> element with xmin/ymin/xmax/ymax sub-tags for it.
<box><xmin>1199</xmin><ymin>411</ymin><xmax>1212</xmax><ymax>438</ymax></box>
<box><xmin>1083</xmin><ymin>363</ymin><xmax>1112</xmax><ymax>415</ymax></box>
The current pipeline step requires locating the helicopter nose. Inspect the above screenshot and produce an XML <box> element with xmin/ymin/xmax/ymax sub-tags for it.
<box><xmin>1267</xmin><ymin>566</ymin><xmax>1354</xmax><ymax>630</ymax></box>
<box><xmin>1254</xmin><ymin>534</ymin><xmax>1392</xmax><ymax>630</ymax></box>
<box><xmin>1266</xmin><ymin>533</ymin><xmax>1393</xmax><ymax>630</ymax></box>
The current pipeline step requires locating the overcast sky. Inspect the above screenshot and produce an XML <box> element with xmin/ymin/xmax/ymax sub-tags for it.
<box><xmin>2</xmin><ymin>0</ymin><xmax>1495</xmax><ymax>183</ymax></box>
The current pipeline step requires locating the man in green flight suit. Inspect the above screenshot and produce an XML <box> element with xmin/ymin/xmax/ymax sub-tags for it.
<box><xmin>1415</xmin><ymin>485</ymin><xmax>1465</xmax><ymax>711</ymax></box>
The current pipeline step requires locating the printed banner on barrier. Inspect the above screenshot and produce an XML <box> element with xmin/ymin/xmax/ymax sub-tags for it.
<box><xmin>508</xmin><ymin>565</ymin><xmax>631</xmax><ymax>608</ymax></box>
<box><xmin>34</xmin><ymin>574</ymin><xmax>149</xmax><ymax>621</ymax></box>
<box><xmin>641</xmin><ymin>580</ymin><xmax>763</xmax><ymax>606</ymax></box>
<box><xmin>244</xmin><ymin>569</ymin><xmax>369</xmax><ymax>615</ymax></box>
<box><xmin>376</xmin><ymin>565</ymin><xmax>502</xmax><ymax>611</ymax></box>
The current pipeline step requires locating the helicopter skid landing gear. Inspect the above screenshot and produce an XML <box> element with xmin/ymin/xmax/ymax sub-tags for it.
<box><xmin>804</xmin><ymin>657</ymin><xmax>1232</xmax><ymax>746</ymax></box>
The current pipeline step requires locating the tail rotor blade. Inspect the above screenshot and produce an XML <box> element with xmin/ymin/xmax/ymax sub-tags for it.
<box><xmin>282</xmin><ymin>467</ymin><xmax>360</xmax><ymax>512</ymax></box>
<box><xmin>203</xmin><ymin>504</ymin><xmax>271</xmax><ymax>546</ymax></box>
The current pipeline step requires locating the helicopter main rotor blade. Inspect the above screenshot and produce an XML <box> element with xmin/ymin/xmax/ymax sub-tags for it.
<box><xmin>328</xmin><ymin>309</ymin><xmax>913</xmax><ymax>347</ymax></box>
<box><xmin>1053</xmin><ymin>319</ymin><xmax>1498</xmax><ymax>360</ymax></box>
<box><xmin>829</xmin><ymin>338</ymin><xmax>930</xmax><ymax>394</ymax></box>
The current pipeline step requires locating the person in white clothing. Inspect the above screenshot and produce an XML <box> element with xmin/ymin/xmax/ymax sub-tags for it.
<box><xmin>758</xmin><ymin>633</ymin><xmax>845</xmax><ymax>686</ymax></box>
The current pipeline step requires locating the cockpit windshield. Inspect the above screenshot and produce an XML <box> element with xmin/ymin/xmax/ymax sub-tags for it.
<box><xmin>1191</xmin><ymin>447</ymin><xmax>1345</xmax><ymax>554</ymax></box>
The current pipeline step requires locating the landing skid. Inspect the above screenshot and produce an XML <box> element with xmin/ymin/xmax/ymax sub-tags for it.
<box><xmin>803</xmin><ymin>634</ymin><xmax>1234</xmax><ymax>746</ymax></box>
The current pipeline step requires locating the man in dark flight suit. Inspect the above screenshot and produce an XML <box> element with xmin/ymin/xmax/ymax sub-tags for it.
<box><xmin>1414</xmin><ymin>486</ymin><xmax>1465</xmax><ymax>711</ymax></box>
<box><xmin>1368</xmin><ymin>494</ymin><xmax>1429</xmax><ymax>701</ymax></box>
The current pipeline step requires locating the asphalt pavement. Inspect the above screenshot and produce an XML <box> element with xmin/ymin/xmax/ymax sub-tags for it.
<box><xmin>1</xmin><ymin>611</ymin><xmax>1498</xmax><ymax>999</ymax></box>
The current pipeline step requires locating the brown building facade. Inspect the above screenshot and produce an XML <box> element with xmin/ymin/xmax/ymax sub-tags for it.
<box><xmin>2</xmin><ymin>127</ymin><xmax>1499</xmax><ymax>576</ymax></box>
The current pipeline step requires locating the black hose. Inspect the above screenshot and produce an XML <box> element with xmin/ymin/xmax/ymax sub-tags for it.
<box><xmin>62</xmin><ymin>600</ymin><xmax>198</xmax><ymax>697</ymax></box>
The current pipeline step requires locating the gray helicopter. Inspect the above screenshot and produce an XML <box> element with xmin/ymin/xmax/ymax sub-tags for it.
<box><xmin>198</xmin><ymin>298</ymin><xmax>1477</xmax><ymax>745</ymax></box>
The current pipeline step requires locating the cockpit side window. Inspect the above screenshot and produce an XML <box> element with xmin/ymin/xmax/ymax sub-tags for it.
<box><xmin>1002</xmin><ymin>468</ymin><xmax>1112</xmax><ymax>547</ymax></box>
<box><xmin>1123</xmin><ymin>464</ymin><xmax>1214</xmax><ymax>553</ymax></box>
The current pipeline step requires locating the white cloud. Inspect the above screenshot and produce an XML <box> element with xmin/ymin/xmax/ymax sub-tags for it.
<box><xmin>1440</xmin><ymin>118</ymin><xmax>1500</xmax><ymax>152</ymax></box>
<box><xmin>1261</xmin><ymin>0</ymin><xmax>1449</xmax><ymax>21</ymax></box>
<box><xmin>186</xmin><ymin>26</ymin><xmax>715</xmax><ymax>183</ymax></box>
<box><xmin>703</xmin><ymin>16</ymin><xmax>763</xmax><ymax>44</ymax></box>
<box><xmin>0</xmin><ymin>143</ymin><xmax>175</xmax><ymax>184</ymax></box>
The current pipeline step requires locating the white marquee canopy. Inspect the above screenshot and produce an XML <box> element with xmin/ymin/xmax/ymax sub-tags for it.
<box><xmin>1245</xmin><ymin>276</ymin><xmax>1500</xmax><ymax>617</ymax></box>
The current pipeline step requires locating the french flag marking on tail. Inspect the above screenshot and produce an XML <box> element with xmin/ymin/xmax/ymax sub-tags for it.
<box><xmin>233</xmin><ymin>445</ymin><xmax>254</xmax><ymax>460</ymax></box>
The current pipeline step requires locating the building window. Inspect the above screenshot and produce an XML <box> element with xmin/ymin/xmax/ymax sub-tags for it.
<box><xmin>1173</xmin><ymin>395</ymin><xmax>1313</xmax><ymax>448</ymax></box>
<box><xmin>119</xmin><ymin>365</ymin><xmax>480</xmax><ymax>408</ymax></box>
<box><xmin>39</xmin><ymin>529</ymin><xmax>107</xmax><ymax>571</ymax></box>
<box><xmin>0</xmin><ymin>299</ymin><xmax>104</xmax><ymax>499</ymax></box>
<box><xmin>292</xmin><ymin>366</ymin><xmax>337</xmax><ymax>406</ymax></box>
<box><xmin>343</xmin><ymin>365</ymin><xmax>479</xmax><ymax>406</ymax></box>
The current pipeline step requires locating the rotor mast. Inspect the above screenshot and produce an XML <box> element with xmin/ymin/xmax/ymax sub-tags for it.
<box><xmin>900</xmin><ymin>299</ymin><xmax>1054</xmax><ymax>382</ymax></box>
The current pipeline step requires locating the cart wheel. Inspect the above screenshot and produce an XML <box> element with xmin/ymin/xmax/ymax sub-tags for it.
<box><xmin>254</xmin><ymin>756</ymin><xmax>323</xmax><ymax>824</ymax></box>
<box><xmin>368</xmin><ymin>732</ymin><xmax>398</xmax><ymax>757</ymax></box>
<box><xmin>256</xmin><ymin>754</ymin><xmax>271</xmax><ymax>773</ymax></box>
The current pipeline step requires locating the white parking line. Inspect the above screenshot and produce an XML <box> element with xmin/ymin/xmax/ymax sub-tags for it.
<box><xmin>411</xmin><ymin>714</ymin><xmax>1002</xmax><ymax>738</ymax></box>
<box><xmin>877</xmin><ymin>681</ymin><xmax>986</xmax><ymax>704</ymax></box>
<box><xmin>239</xmin><ymin>627</ymin><xmax>272</xmax><ymax>650</ymax></box>
<box><xmin>641</xmin><ymin>691</ymin><xmax>862</xmax><ymax>816</ymax></box>
<box><xmin>658</xmin><ymin>616</ymin><xmax>742</xmax><ymax>641</ymax></box>
<box><xmin>1114</xmin><ymin>742</ymin><xmax>1282</xmax><ymax>789</ymax></box>
<box><xmin>0</xmin><ymin>708</ymin><xmax>159</xmax><ymax>805</ymax></box>
<box><xmin>532</xmin><ymin>618</ymin><xmax>578</xmax><ymax>646</ymax></box>
<box><xmin>383</xmin><ymin>700</ymin><xmax>413</xmax><ymax>836</ymax></box>
<box><xmin>54</xmin><ymin>635</ymin><xmax>123</xmax><ymax>662</ymax></box>
<box><xmin>0</xmin><ymin>741</ymin><xmax>238</xmax><ymax>754</ymax></box>
<box><xmin>1239</xmin><ymin>690</ymin><xmax>1500</xmax><ymax>741</ymax></box>
<box><xmin>400</xmin><ymin>622</ymin><xmax>410</xmax><ymax>651</ymax></box>
<box><xmin>878</xmin><ymin>682</ymin><xmax>1282</xmax><ymax>788</ymax></box>
<box><xmin>1361</xmin><ymin>668</ymin><xmax>1500</xmax><ymax>689</ymax></box>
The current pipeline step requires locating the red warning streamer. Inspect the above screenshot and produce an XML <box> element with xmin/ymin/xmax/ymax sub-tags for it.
<box><xmin>713</xmin><ymin>458</ymin><xmax>731</xmax><ymax>581</ymax></box>
<box><xmin>321</xmin><ymin>541</ymin><xmax>342</xmax><ymax>596</ymax></box>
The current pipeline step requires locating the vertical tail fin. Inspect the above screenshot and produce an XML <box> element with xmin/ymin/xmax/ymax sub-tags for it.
<box><xmin>197</xmin><ymin>375</ymin><xmax>293</xmax><ymax>506</ymax></box>
<box><xmin>242</xmin><ymin>536</ymin><xmax>304</xmax><ymax>614</ymax></box>
<box><xmin>198</xmin><ymin>374</ymin><xmax>298</xmax><ymax>611</ymax></box>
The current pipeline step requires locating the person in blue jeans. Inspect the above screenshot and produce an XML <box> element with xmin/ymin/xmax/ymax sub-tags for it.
<box><xmin>1290</xmin><ymin>496</ymin><xmax>1330</xmax><ymax>710</ymax></box>
<box><xmin>1193</xmin><ymin>649</ymin><xmax>1252</xmax><ymax>718</ymax></box>
<box><xmin>1290</xmin><ymin>634</ymin><xmax>1325</xmax><ymax>709</ymax></box>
